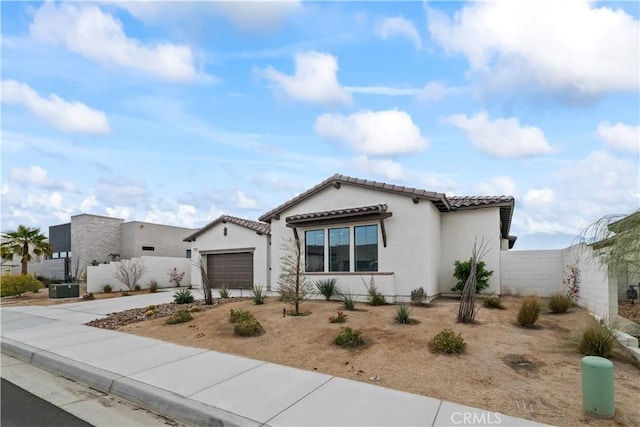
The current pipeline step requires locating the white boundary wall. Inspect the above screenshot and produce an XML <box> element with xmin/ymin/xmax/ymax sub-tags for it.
<box><xmin>501</xmin><ymin>244</ymin><xmax>616</xmax><ymax>318</ymax></box>
<box><xmin>87</xmin><ymin>256</ymin><xmax>192</xmax><ymax>293</ymax></box>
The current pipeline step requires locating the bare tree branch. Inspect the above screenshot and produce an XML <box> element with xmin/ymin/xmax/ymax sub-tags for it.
<box><xmin>114</xmin><ymin>259</ymin><xmax>146</xmax><ymax>291</ymax></box>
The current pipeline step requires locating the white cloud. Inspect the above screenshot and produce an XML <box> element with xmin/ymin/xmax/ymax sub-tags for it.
<box><xmin>427</xmin><ymin>0</ymin><xmax>639</xmax><ymax>98</ymax></box>
<box><xmin>235</xmin><ymin>191</ymin><xmax>259</xmax><ymax>209</ymax></box>
<box><xmin>523</xmin><ymin>188</ymin><xmax>554</xmax><ymax>205</ymax></box>
<box><xmin>213</xmin><ymin>0</ymin><xmax>302</xmax><ymax>32</ymax></box>
<box><xmin>344</xmin><ymin>81</ymin><xmax>465</xmax><ymax>101</ymax></box>
<box><xmin>473</xmin><ymin>176</ymin><xmax>518</xmax><ymax>196</ymax></box>
<box><xmin>2</xmin><ymin>80</ymin><xmax>110</xmax><ymax>134</ymax></box>
<box><xmin>261</xmin><ymin>51</ymin><xmax>351</xmax><ymax>105</ymax></box>
<box><xmin>444</xmin><ymin>111</ymin><xmax>554</xmax><ymax>158</ymax></box>
<box><xmin>80</xmin><ymin>196</ymin><xmax>98</xmax><ymax>212</ymax></box>
<box><xmin>351</xmin><ymin>156</ymin><xmax>406</xmax><ymax>181</ymax></box>
<box><xmin>10</xmin><ymin>166</ymin><xmax>54</xmax><ymax>188</ymax></box>
<box><xmin>29</xmin><ymin>3</ymin><xmax>197</xmax><ymax>81</ymax></box>
<box><xmin>315</xmin><ymin>109</ymin><xmax>429</xmax><ymax>156</ymax></box>
<box><xmin>28</xmin><ymin>192</ymin><xmax>64</xmax><ymax>210</ymax></box>
<box><xmin>597</xmin><ymin>122</ymin><xmax>639</xmax><ymax>153</ymax></box>
<box><xmin>105</xmin><ymin>206</ymin><xmax>132</xmax><ymax>220</ymax></box>
<box><xmin>376</xmin><ymin>17</ymin><xmax>422</xmax><ymax>50</ymax></box>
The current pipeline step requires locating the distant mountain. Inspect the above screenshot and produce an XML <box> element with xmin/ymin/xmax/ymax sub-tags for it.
<box><xmin>513</xmin><ymin>232</ymin><xmax>578</xmax><ymax>250</ymax></box>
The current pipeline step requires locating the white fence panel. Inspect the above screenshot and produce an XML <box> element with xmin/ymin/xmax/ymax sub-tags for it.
<box><xmin>87</xmin><ymin>256</ymin><xmax>192</xmax><ymax>293</ymax></box>
<box><xmin>500</xmin><ymin>250</ymin><xmax>563</xmax><ymax>296</ymax></box>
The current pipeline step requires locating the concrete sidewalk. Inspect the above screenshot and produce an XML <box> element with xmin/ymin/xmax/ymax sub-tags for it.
<box><xmin>1</xmin><ymin>295</ymin><xmax>546</xmax><ymax>427</ymax></box>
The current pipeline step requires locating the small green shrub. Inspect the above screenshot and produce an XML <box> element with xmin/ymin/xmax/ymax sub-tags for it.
<box><xmin>148</xmin><ymin>280</ymin><xmax>158</xmax><ymax>293</ymax></box>
<box><xmin>166</xmin><ymin>309</ymin><xmax>192</xmax><ymax>324</ymax></box>
<box><xmin>483</xmin><ymin>296</ymin><xmax>505</xmax><ymax>310</ymax></box>
<box><xmin>81</xmin><ymin>292</ymin><xmax>95</xmax><ymax>301</ymax></box>
<box><xmin>134</xmin><ymin>284</ymin><xmax>141</xmax><ymax>291</ymax></box>
<box><xmin>229</xmin><ymin>308</ymin><xmax>254</xmax><ymax>323</ymax></box>
<box><xmin>218</xmin><ymin>284</ymin><xmax>230</xmax><ymax>299</ymax></box>
<box><xmin>103</xmin><ymin>284</ymin><xmax>112</xmax><ymax>293</ymax></box>
<box><xmin>173</xmin><ymin>289</ymin><xmax>194</xmax><ymax>304</ymax></box>
<box><xmin>340</xmin><ymin>291</ymin><xmax>357</xmax><ymax>311</ymax></box>
<box><xmin>410</xmin><ymin>287</ymin><xmax>427</xmax><ymax>305</ymax></box>
<box><xmin>0</xmin><ymin>274</ymin><xmax>42</xmax><ymax>297</ymax></box>
<box><xmin>429</xmin><ymin>329</ymin><xmax>466</xmax><ymax>354</ymax></box>
<box><xmin>234</xmin><ymin>318</ymin><xmax>264</xmax><ymax>336</ymax></box>
<box><xmin>395</xmin><ymin>304</ymin><xmax>411</xmax><ymax>324</ymax></box>
<box><xmin>548</xmin><ymin>293</ymin><xmax>571</xmax><ymax>314</ymax></box>
<box><xmin>517</xmin><ymin>295</ymin><xmax>542</xmax><ymax>327</ymax></box>
<box><xmin>250</xmin><ymin>284</ymin><xmax>265</xmax><ymax>305</ymax></box>
<box><xmin>335</xmin><ymin>327</ymin><xmax>364</xmax><ymax>347</ymax></box>
<box><xmin>145</xmin><ymin>310</ymin><xmax>155</xmax><ymax>317</ymax></box>
<box><xmin>315</xmin><ymin>278</ymin><xmax>339</xmax><ymax>301</ymax></box>
<box><xmin>147</xmin><ymin>304</ymin><xmax>156</xmax><ymax>310</ymax></box>
<box><xmin>35</xmin><ymin>275</ymin><xmax>52</xmax><ymax>288</ymax></box>
<box><xmin>365</xmin><ymin>280</ymin><xmax>385</xmax><ymax>306</ymax></box>
<box><xmin>328</xmin><ymin>311</ymin><xmax>348</xmax><ymax>323</ymax></box>
<box><xmin>578</xmin><ymin>318</ymin><xmax>617</xmax><ymax>358</ymax></box>
<box><xmin>451</xmin><ymin>259</ymin><xmax>493</xmax><ymax>292</ymax></box>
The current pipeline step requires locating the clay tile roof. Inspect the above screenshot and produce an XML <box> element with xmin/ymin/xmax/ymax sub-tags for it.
<box><xmin>448</xmin><ymin>195</ymin><xmax>515</xmax><ymax>209</ymax></box>
<box><xmin>259</xmin><ymin>174</ymin><xmax>450</xmax><ymax>222</ymax></box>
<box><xmin>286</xmin><ymin>204</ymin><xmax>387</xmax><ymax>224</ymax></box>
<box><xmin>183</xmin><ymin>215</ymin><xmax>270</xmax><ymax>241</ymax></box>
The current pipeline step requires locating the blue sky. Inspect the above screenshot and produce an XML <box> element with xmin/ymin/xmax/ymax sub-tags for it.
<box><xmin>1</xmin><ymin>1</ymin><xmax>638</xmax><ymax>250</ymax></box>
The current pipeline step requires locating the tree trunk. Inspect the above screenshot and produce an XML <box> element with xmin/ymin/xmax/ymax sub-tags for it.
<box><xmin>21</xmin><ymin>242</ymin><xmax>28</xmax><ymax>275</ymax></box>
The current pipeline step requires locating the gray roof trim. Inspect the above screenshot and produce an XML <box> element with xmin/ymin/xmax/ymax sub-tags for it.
<box><xmin>286</xmin><ymin>204</ymin><xmax>388</xmax><ymax>225</ymax></box>
<box><xmin>259</xmin><ymin>174</ymin><xmax>450</xmax><ymax>222</ymax></box>
<box><xmin>449</xmin><ymin>196</ymin><xmax>515</xmax><ymax>239</ymax></box>
<box><xmin>183</xmin><ymin>215</ymin><xmax>270</xmax><ymax>242</ymax></box>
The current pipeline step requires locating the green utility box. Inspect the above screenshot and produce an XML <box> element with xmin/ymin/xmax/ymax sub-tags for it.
<box><xmin>49</xmin><ymin>283</ymin><xmax>80</xmax><ymax>299</ymax></box>
<box><xmin>581</xmin><ymin>356</ymin><xmax>615</xmax><ymax>418</ymax></box>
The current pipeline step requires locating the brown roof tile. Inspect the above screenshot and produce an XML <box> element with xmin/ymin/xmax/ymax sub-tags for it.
<box><xmin>286</xmin><ymin>204</ymin><xmax>388</xmax><ymax>224</ymax></box>
<box><xmin>183</xmin><ymin>215</ymin><xmax>270</xmax><ymax>241</ymax></box>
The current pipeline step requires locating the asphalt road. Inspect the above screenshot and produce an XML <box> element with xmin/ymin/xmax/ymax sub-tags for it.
<box><xmin>1</xmin><ymin>378</ymin><xmax>92</xmax><ymax>427</ymax></box>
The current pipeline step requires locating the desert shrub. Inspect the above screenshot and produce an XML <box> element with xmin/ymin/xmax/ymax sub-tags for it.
<box><xmin>229</xmin><ymin>308</ymin><xmax>254</xmax><ymax>323</ymax></box>
<box><xmin>121</xmin><ymin>291</ymin><xmax>130</xmax><ymax>296</ymax></box>
<box><xmin>548</xmin><ymin>293</ymin><xmax>571</xmax><ymax>314</ymax></box>
<box><xmin>147</xmin><ymin>304</ymin><xmax>156</xmax><ymax>310</ymax></box>
<box><xmin>35</xmin><ymin>275</ymin><xmax>52</xmax><ymax>288</ymax></box>
<box><xmin>148</xmin><ymin>280</ymin><xmax>158</xmax><ymax>293</ymax></box>
<box><xmin>517</xmin><ymin>295</ymin><xmax>542</xmax><ymax>327</ymax></box>
<box><xmin>395</xmin><ymin>304</ymin><xmax>412</xmax><ymax>324</ymax></box>
<box><xmin>483</xmin><ymin>295</ymin><xmax>505</xmax><ymax>310</ymax></box>
<box><xmin>451</xmin><ymin>259</ymin><xmax>493</xmax><ymax>292</ymax></box>
<box><xmin>365</xmin><ymin>278</ymin><xmax>385</xmax><ymax>306</ymax></box>
<box><xmin>335</xmin><ymin>327</ymin><xmax>364</xmax><ymax>347</ymax></box>
<box><xmin>578</xmin><ymin>318</ymin><xmax>617</xmax><ymax>358</ymax></box>
<box><xmin>145</xmin><ymin>310</ymin><xmax>155</xmax><ymax>317</ymax></box>
<box><xmin>166</xmin><ymin>309</ymin><xmax>192</xmax><ymax>325</ymax></box>
<box><xmin>81</xmin><ymin>293</ymin><xmax>95</xmax><ymax>301</ymax></box>
<box><xmin>189</xmin><ymin>305</ymin><xmax>201</xmax><ymax>313</ymax></box>
<box><xmin>234</xmin><ymin>318</ymin><xmax>264</xmax><ymax>336</ymax></box>
<box><xmin>173</xmin><ymin>289</ymin><xmax>194</xmax><ymax>304</ymax></box>
<box><xmin>315</xmin><ymin>278</ymin><xmax>339</xmax><ymax>301</ymax></box>
<box><xmin>328</xmin><ymin>311</ymin><xmax>348</xmax><ymax>323</ymax></box>
<box><xmin>103</xmin><ymin>284</ymin><xmax>112</xmax><ymax>293</ymax></box>
<box><xmin>429</xmin><ymin>329</ymin><xmax>466</xmax><ymax>354</ymax></box>
<box><xmin>134</xmin><ymin>284</ymin><xmax>141</xmax><ymax>291</ymax></box>
<box><xmin>218</xmin><ymin>284</ymin><xmax>230</xmax><ymax>299</ymax></box>
<box><xmin>339</xmin><ymin>291</ymin><xmax>357</xmax><ymax>311</ymax></box>
<box><xmin>0</xmin><ymin>274</ymin><xmax>42</xmax><ymax>297</ymax></box>
<box><xmin>250</xmin><ymin>284</ymin><xmax>266</xmax><ymax>305</ymax></box>
<box><xmin>410</xmin><ymin>287</ymin><xmax>427</xmax><ymax>305</ymax></box>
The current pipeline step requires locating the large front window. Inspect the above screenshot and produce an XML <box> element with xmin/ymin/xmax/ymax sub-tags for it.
<box><xmin>355</xmin><ymin>225</ymin><xmax>378</xmax><ymax>272</ymax></box>
<box><xmin>329</xmin><ymin>227</ymin><xmax>350</xmax><ymax>271</ymax></box>
<box><xmin>305</xmin><ymin>230</ymin><xmax>324</xmax><ymax>272</ymax></box>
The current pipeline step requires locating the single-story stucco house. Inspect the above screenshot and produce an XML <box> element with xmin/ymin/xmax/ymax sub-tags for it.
<box><xmin>185</xmin><ymin>174</ymin><xmax>516</xmax><ymax>302</ymax></box>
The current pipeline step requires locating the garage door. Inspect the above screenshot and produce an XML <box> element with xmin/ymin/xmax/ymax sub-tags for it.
<box><xmin>207</xmin><ymin>252</ymin><xmax>254</xmax><ymax>289</ymax></box>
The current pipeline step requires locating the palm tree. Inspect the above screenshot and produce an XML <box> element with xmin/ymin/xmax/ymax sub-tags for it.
<box><xmin>1</xmin><ymin>225</ymin><xmax>52</xmax><ymax>275</ymax></box>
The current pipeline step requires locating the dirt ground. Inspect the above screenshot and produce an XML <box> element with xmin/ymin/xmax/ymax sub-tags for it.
<box><xmin>118</xmin><ymin>296</ymin><xmax>640</xmax><ymax>427</ymax></box>
<box><xmin>0</xmin><ymin>283</ymin><xmax>152</xmax><ymax>306</ymax></box>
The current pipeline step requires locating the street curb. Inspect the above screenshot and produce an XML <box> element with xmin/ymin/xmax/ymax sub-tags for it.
<box><xmin>1</xmin><ymin>340</ymin><xmax>259</xmax><ymax>427</ymax></box>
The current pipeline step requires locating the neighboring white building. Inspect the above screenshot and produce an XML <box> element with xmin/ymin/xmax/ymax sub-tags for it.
<box><xmin>189</xmin><ymin>174</ymin><xmax>515</xmax><ymax>301</ymax></box>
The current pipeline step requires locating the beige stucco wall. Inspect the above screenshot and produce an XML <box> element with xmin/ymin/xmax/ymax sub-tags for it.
<box><xmin>268</xmin><ymin>184</ymin><xmax>441</xmax><ymax>301</ymax></box>
<box><xmin>120</xmin><ymin>221</ymin><xmax>194</xmax><ymax>259</ymax></box>
<box><xmin>440</xmin><ymin>208</ymin><xmax>502</xmax><ymax>294</ymax></box>
<box><xmin>189</xmin><ymin>221</ymin><xmax>269</xmax><ymax>290</ymax></box>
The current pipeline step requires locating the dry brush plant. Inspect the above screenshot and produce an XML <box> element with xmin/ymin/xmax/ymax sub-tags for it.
<box><xmin>114</xmin><ymin>259</ymin><xmax>147</xmax><ymax>291</ymax></box>
<box><xmin>458</xmin><ymin>238</ymin><xmax>491</xmax><ymax>323</ymax></box>
<box><xmin>278</xmin><ymin>237</ymin><xmax>314</xmax><ymax>315</ymax></box>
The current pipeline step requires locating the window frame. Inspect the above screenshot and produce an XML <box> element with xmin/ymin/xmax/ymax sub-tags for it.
<box><xmin>304</xmin><ymin>229</ymin><xmax>325</xmax><ymax>272</ymax></box>
<box><xmin>354</xmin><ymin>224</ymin><xmax>378</xmax><ymax>272</ymax></box>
